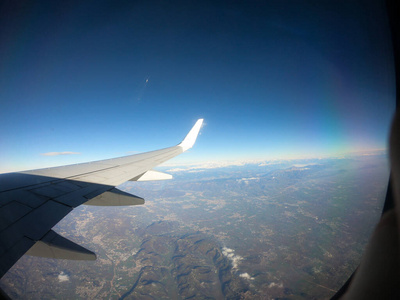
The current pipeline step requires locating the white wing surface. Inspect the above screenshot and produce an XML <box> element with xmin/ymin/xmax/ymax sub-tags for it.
<box><xmin>0</xmin><ymin>119</ymin><xmax>203</xmax><ymax>278</ymax></box>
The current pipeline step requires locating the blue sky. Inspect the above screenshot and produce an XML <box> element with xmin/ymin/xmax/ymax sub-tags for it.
<box><xmin>0</xmin><ymin>0</ymin><xmax>396</xmax><ymax>172</ymax></box>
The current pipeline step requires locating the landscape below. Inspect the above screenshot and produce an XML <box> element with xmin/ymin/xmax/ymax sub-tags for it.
<box><xmin>0</xmin><ymin>154</ymin><xmax>388</xmax><ymax>299</ymax></box>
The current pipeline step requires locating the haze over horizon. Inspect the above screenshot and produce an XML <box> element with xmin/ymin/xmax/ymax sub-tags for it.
<box><xmin>0</xmin><ymin>0</ymin><xmax>395</xmax><ymax>173</ymax></box>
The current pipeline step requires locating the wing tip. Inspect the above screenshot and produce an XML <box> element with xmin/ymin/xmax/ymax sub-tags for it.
<box><xmin>178</xmin><ymin>119</ymin><xmax>204</xmax><ymax>151</ymax></box>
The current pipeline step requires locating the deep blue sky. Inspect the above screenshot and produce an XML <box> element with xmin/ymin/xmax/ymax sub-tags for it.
<box><xmin>0</xmin><ymin>0</ymin><xmax>395</xmax><ymax>172</ymax></box>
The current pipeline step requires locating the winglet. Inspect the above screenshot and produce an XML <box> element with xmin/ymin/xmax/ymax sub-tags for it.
<box><xmin>178</xmin><ymin>119</ymin><xmax>204</xmax><ymax>152</ymax></box>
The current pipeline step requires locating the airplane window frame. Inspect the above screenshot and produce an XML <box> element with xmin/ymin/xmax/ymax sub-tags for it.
<box><xmin>332</xmin><ymin>0</ymin><xmax>399</xmax><ymax>297</ymax></box>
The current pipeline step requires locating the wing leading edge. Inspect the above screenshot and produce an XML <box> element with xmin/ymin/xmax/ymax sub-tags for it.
<box><xmin>0</xmin><ymin>119</ymin><xmax>203</xmax><ymax>279</ymax></box>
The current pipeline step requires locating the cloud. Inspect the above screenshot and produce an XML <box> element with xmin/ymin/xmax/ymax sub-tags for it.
<box><xmin>268</xmin><ymin>282</ymin><xmax>283</xmax><ymax>288</ymax></box>
<box><xmin>41</xmin><ymin>151</ymin><xmax>80</xmax><ymax>156</ymax></box>
<box><xmin>237</xmin><ymin>177</ymin><xmax>259</xmax><ymax>184</ymax></box>
<box><xmin>58</xmin><ymin>271</ymin><xmax>70</xmax><ymax>282</ymax></box>
<box><xmin>258</xmin><ymin>162</ymin><xmax>280</xmax><ymax>167</ymax></box>
<box><xmin>222</xmin><ymin>247</ymin><xmax>243</xmax><ymax>270</ymax></box>
<box><xmin>166</xmin><ymin>160</ymin><xmax>254</xmax><ymax>172</ymax></box>
<box><xmin>166</xmin><ymin>168</ymin><xmax>188</xmax><ymax>172</ymax></box>
<box><xmin>239</xmin><ymin>273</ymin><xmax>255</xmax><ymax>280</ymax></box>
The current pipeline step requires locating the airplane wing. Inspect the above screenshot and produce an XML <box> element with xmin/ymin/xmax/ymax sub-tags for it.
<box><xmin>0</xmin><ymin>119</ymin><xmax>203</xmax><ymax>279</ymax></box>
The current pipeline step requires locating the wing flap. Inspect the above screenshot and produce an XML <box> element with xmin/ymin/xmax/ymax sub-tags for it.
<box><xmin>84</xmin><ymin>188</ymin><xmax>144</xmax><ymax>206</ymax></box>
<box><xmin>26</xmin><ymin>230</ymin><xmax>96</xmax><ymax>260</ymax></box>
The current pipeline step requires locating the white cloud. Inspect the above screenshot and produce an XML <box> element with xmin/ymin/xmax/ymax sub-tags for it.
<box><xmin>222</xmin><ymin>247</ymin><xmax>243</xmax><ymax>270</ymax></box>
<box><xmin>237</xmin><ymin>177</ymin><xmax>259</xmax><ymax>184</ymax></box>
<box><xmin>58</xmin><ymin>271</ymin><xmax>70</xmax><ymax>282</ymax></box>
<box><xmin>167</xmin><ymin>168</ymin><xmax>188</xmax><ymax>172</ymax></box>
<box><xmin>258</xmin><ymin>161</ymin><xmax>280</xmax><ymax>166</ymax></box>
<box><xmin>268</xmin><ymin>282</ymin><xmax>283</xmax><ymax>288</ymax></box>
<box><xmin>291</xmin><ymin>163</ymin><xmax>320</xmax><ymax>168</ymax></box>
<box><xmin>165</xmin><ymin>155</ymin><xmax>351</xmax><ymax>172</ymax></box>
<box><xmin>41</xmin><ymin>151</ymin><xmax>80</xmax><ymax>156</ymax></box>
<box><xmin>239</xmin><ymin>273</ymin><xmax>255</xmax><ymax>280</ymax></box>
<box><xmin>166</xmin><ymin>159</ymin><xmax>262</xmax><ymax>172</ymax></box>
<box><xmin>292</xmin><ymin>164</ymin><xmax>309</xmax><ymax>168</ymax></box>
